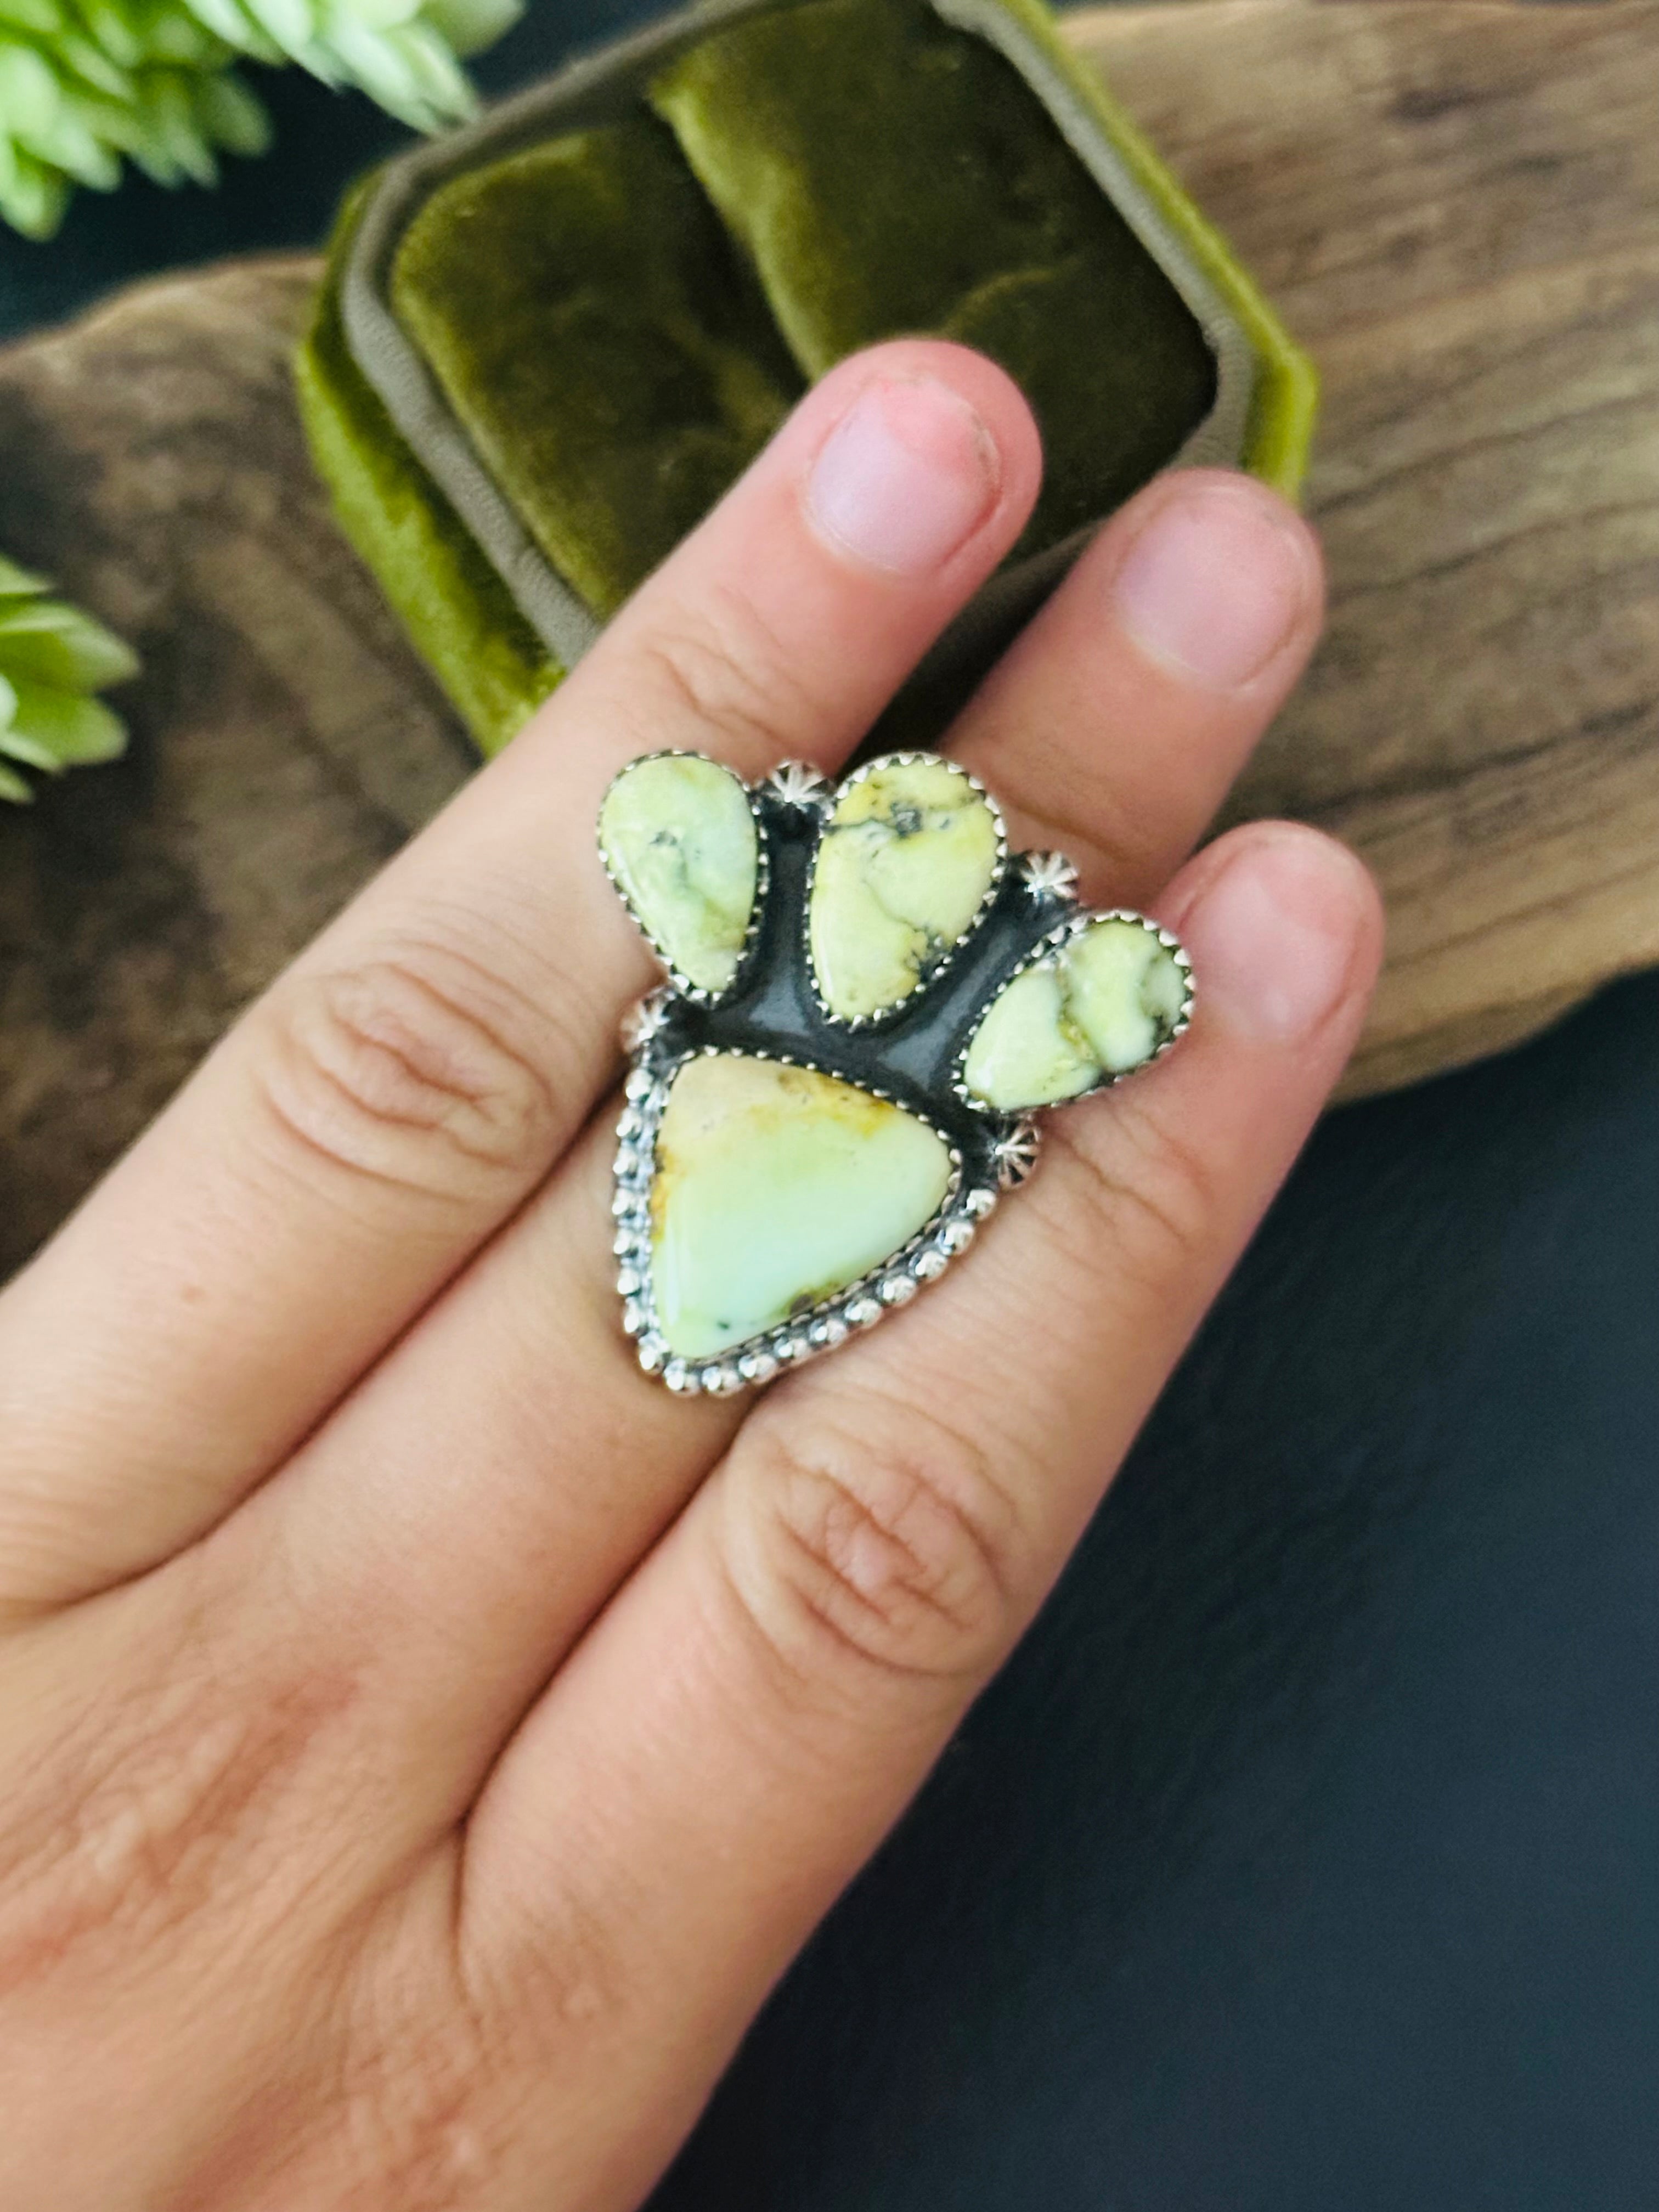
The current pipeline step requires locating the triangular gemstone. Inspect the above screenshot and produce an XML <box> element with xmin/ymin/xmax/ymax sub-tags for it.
<box><xmin>649</xmin><ymin>1053</ymin><xmax>955</xmax><ymax>1359</ymax></box>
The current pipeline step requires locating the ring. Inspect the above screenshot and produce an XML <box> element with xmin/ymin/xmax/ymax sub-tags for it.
<box><xmin>598</xmin><ymin>751</ymin><xmax>1193</xmax><ymax>1395</ymax></box>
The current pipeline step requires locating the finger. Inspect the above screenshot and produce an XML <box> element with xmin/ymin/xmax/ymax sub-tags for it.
<box><xmin>948</xmin><ymin>468</ymin><xmax>1324</xmax><ymax>902</ymax></box>
<box><xmin>232</xmin><ymin>480</ymin><xmax>1324</xmax><ymax>1839</ymax></box>
<box><xmin>453</xmin><ymin>825</ymin><xmax>1383</xmax><ymax>2208</ymax></box>
<box><xmin>0</xmin><ymin>342</ymin><xmax>1041</xmax><ymax>1610</ymax></box>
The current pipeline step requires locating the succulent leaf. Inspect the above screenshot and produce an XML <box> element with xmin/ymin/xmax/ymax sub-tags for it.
<box><xmin>0</xmin><ymin>565</ymin><xmax>137</xmax><ymax>802</ymax></box>
<box><xmin>2</xmin><ymin>678</ymin><xmax>128</xmax><ymax>766</ymax></box>
<box><xmin>0</xmin><ymin>0</ymin><xmax>519</xmax><ymax>236</ymax></box>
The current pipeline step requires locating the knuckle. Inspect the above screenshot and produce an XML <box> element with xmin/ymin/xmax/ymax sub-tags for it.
<box><xmin>1043</xmin><ymin>1093</ymin><xmax>1220</xmax><ymax>1293</ymax></box>
<box><xmin>455</xmin><ymin>1871</ymin><xmax>629</xmax><ymax>2059</ymax></box>
<box><xmin>324</xmin><ymin>1874</ymin><xmax>627</xmax><ymax>2211</ymax></box>
<box><xmin>730</xmin><ymin>1404</ymin><xmax>1029</xmax><ymax>1698</ymax></box>
<box><xmin>252</xmin><ymin>939</ymin><xmax>561</xmax><ymax>1206</ymax></box>
<box><xmin>327</xmin><ymin>1997</ymin><xmax>509</xmax><ymax>2212</ymax></box>
<box><xmin>0</xmin><ymin>1589</ymin><xmax>361</xmax><ymax>1986</ymax></box>
<box><xmin>633</xmin><ymin>583</ymin><xmax>822</xmax><ymax>765</ymax></box>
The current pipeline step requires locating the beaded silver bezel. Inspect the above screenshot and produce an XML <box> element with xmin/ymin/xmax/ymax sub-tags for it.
<box><xmin>611</xmin><ymin>1044</ymin><xmax>999</xmax><ymax>1397</ymax></box>
<box><xmin>596</xmin><ymin>748</ymin><xmax>771</xmax><ymax>1008</ymax></box>
<box><xmin>803</xmin><ymin>751</ymin><xmax>1009</xmax><ymax>1032</ymax></box>
<box><xmin>953</xmin><ymin>907</ymin><xmax>1195</xmax><ymax>1111</ymax></box>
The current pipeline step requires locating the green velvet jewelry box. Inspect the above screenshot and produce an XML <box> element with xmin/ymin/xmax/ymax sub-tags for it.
<box><xmin>296</xmin><ymin>0</ymin><xmax>1316</xmax><ymax>757</ymax></box>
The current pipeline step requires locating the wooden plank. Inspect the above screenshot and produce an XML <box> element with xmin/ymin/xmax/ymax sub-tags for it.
<box><xmin>0</xmin><ymin>263</ymin><xmax>470</xmax><ymax>1273</ymax></box>
<box><xmin>1071</xmin><ymin>0</ymin><xmax>1659</xmax><ymax>1094</ymax></box>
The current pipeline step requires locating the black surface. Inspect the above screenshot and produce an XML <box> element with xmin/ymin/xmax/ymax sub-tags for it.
<box><xmin>4</xmin><ymin>7</ymin><xmax>1657</xmax><ymax>2205</ymax></box>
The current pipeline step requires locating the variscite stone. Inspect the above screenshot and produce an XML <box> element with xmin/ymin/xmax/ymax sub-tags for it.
<box><xmin>598</xmin><ymin>752</ymin><xmax>758</xmax><ymax>992</ymax></box>
<box><xmin>809</xmin><ymin>757</ymin><xmax>1000</xmax><ymax>1020</ymax></box>
<box><xmin>649</xmin><ymin>1052</ymin><xmax>954</xmax><ymax>1358</ymax></box>
<box><xmin>961</xmin><ymin>917</ymin><xmax>1188</xmax><ymax>1110</ymax></box>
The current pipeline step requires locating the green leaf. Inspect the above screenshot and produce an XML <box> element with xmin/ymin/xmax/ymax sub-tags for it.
<box><xmin>138</xmin><ymin>1</ymin><xmax>229</xmax><ymax>69</ymax></box>
<box><xmin>0</xmin><ymin>0</ymin><xmax>514</xmax><ymax>239</ymax></box>
<box><xmin>193</xmin><ymin>64</ymin><xmax>268</xmax><ymax>154</ymax></box>
<box><xmin>21</xmin><ymin>83</ymin><xmax>123</xmax><ymax>188</ymax></box>
<box><xmin>0</xmin><ymin>596</ymin><xmax>141</xmax><ymax>688</ymax></box>
<box><xmin>0</xmin><ymin>40</ymin><xmax>66</xmax><ymax>139</ymax></box>
<box><xmin>320</xmin><ymin>12</ymin><xmax>469</xmax><ymax>128</ymax></box>
<box><xmin>421</xmin><ymin>0</ymin><xmax>518</xmax><ymax>59</ymax></box>
<box><xmin>0</xmin><ymin>760</ymin><xmax>35</xmax><ymax>803</ymax></box>
<box><xmin>238</xmin><ymin>0</ymin><xmax>315</xmax><ymax>59</ymax></box>
<box><xmin>391</xmin><ymin>18</ymin><xmax>473</xmax><ymax>113</ymax></box>
<box><xmin>0</xmin><ymin>720</ymin><xmax>67</xmax><ymax>770</ymax></box>
<box><xmin>137</xmin><ymin>65</ymin><xmax>220</xmax><ymax>183</ymax></box>
<box><xmin>70</xmin><ymin>0</ymin><xmax>142</xmax><ymax>67</ymax></box>
<box><xmin>337</xmin><ymin>0</ymin><xmax>425</xmax><ymax>32</ymax></box>
<box><xmin>0</xmin><ymin>144</ymin><xmax>70</xmax><ymax>238</ymax></box>
<box><xmin>0</xmin><ymin>678</ymin><xmax>128</xmax><ymax>768</ymax></box>
<box><xmin>0</xmin><ymin>0</ymin><xmax>65</xmax><ymax>37</ymax></box>
<box><xmin>0</xmin><ymin>552</ymin><xmax>49</xmax><ymax>599</ymax></box>
<box><xmin>49</xmin><ymin>27</ymin><xmax>135</xmax><ymax>99</ymax></box>
<box><xmin>180</xmin><ymin>0</ymin><xmax>271</xmax><ymax>59</ymax></box>
<box><xmin>0</xmin><ymin>570</ymin><xmax>136</xmax><ymax>796</ymax></box>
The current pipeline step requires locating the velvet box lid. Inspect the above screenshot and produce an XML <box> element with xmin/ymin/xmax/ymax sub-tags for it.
<box><xmin>297</xmin><ymin>0</ymin><xmax>1316</xmax><ymax>756</ymax></box>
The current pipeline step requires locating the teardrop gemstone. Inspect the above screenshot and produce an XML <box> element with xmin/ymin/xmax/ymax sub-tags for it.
<box><xmin>649</xmin><ymin>1053</ymin><xmax>955</xmax><ymax>1359</ymax></box>
<box><xmin>961</xmin><ymin>916</ymin><xmax>1189</xmax><ymax>1111</ymax></box>
<box><xmin>809</xmin><ymin>757</ymin><xmax>1000</xmax><ymax>1020</ymax></box>
<box><xmin>599</xmin><ymin>752</ymin><xmax>758</xmax><ymax>993</ymax></box>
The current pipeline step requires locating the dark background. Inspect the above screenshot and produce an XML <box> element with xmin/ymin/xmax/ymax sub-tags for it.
<box><xmin>4</xmin><ymin>7</ymin><xmax>1658</xmax><ymax>2207</ymax></box>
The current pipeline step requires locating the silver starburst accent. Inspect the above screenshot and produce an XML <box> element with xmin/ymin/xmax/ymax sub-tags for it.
<box><xmin>1020</xmin><ymin>851</ymin><xmax>1080</xmax><ymax>904</ymax></box>
<box><xmin>619</xmin><ymin>988</ymin><xmax>672</xmax><ymax>1053</ymax></box>
<box><xmin>991</xmin><ymin>1119</ymin><xmax>1042</xmax><ymax>1189</ymax></box>
<box><xmin>763</xmin><ymin>759</ymin><xmax>832</xmax><ymax>810</ymax></box>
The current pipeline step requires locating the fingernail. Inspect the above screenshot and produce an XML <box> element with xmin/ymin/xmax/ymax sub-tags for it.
<box><xmin>1113</xmin><ymin>478</ymin><xmax>1317</xmax><ymax>691</ymax></box>
<box><xmin>806</xmin><ymin>376</ymin><xmax>999</xmax><ymax>575</ymax></box>
<box><xmin>1182</xmin><ymin>828</ymin><xmax>1371</xmax><ymax>1042</ymax></box>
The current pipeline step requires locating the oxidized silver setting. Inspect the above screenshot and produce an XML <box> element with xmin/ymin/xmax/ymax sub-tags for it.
<box><xmin>611</xmin><ymin>1043</ymin><xmax>992</xmax><ymax>1397</ymax></box>
<box><xmin>761</xmin><ymin>758</ymin><xmax>834</xmax><ymax>813</ymax></box>
<box><xmin>601</xmin><ymin>753</ymin><xmax>1190</xmax><ymax>1392</ymax></box>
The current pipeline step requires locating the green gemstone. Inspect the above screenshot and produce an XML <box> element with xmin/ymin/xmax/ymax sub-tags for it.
<box><xmin>809</xmin><ymin>757</ymin><xmax>1000</xmax><ymax>1020</ymax></box>
<box><xmin>599</xmin><ymin>752</ymin><xmax>758</xmax><ymax>993</ymax></box>
<box><xmin>649</xmin><ymin>1052</ymin><xmax>954</xmax><ymax>1359</ymax></box>
<box><xmin>962</xmin><ymin>917</ymin><xmax>1188</xmax><ymax>1111</ymax></box>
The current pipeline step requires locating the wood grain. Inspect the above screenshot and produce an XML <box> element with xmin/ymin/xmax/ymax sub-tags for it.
<box><xmin>0</xmin><ymin>263</ymin><xmax>470</xmax><ymax>1273</ymax></box>
<box><xmin>1071</xmin><ymin>0</ymin><xmax>1659</xmax><ymax>1095</ymax></box>
<box><xmin>3</xmin><ymin>0</ymin><xmax>1657</xmax><ymax>1268</ymax></box>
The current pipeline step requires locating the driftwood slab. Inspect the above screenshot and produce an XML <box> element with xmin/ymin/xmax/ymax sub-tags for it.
<box><xmin>3</xmin><ymin>0</ymin><xmax>1657</xmax><ymax>1270</ymax></box>
<box><xmin>0</xmin><ymin>263</ymin><xmax>471</xmax><ymax>1274</ymax></box>
<box><xmin>1075</xmin><ymin>0</ymin><xmax>1659</xmax><ymax>1096</ymax></box>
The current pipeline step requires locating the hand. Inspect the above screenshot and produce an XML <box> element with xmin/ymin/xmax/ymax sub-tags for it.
<box><xmin>0</xmin><ymin>342</ymin><xmax>1379</xmax><ymax>2209</ymax></box>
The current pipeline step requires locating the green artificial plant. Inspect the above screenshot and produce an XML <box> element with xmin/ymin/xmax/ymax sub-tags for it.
<box><xmin>0</xmin><ymin>0</ymin><xmax>520</xmax><ymax>240</ymax></box>
<box><xmin>0</xmin><ymin>555</ymin><xmax>138</xmax><ymax>800</ymax></box>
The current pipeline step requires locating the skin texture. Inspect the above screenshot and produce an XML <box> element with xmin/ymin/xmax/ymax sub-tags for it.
<box><xmin>0</xmin><ymin>341</ymin><xmax>1379</xmax><ymax>2211</ymax></box>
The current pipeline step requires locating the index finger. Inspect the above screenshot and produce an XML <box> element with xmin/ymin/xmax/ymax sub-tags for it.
<box><xmin>0</xmin><ymin>342</ymin><xmax>1041</xmax><ymax>1609</ymax></box>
